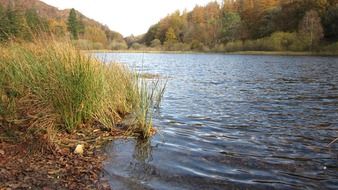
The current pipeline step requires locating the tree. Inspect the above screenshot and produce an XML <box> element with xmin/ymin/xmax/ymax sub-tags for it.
<box><xmin>299</xmin><ymin>10</ymin><xmax>324</xmax><ymax>50</ymax></box>
<box><xmin>25</xmin><ymin>9</ymin><xmax>49</xmax><ymax>33</ymax></box>
<box><xmin>67</xmin><ymin>8</ymin><xmax>79</xmax><ymax>39</ymax></box>
<box><xmin>6</xmin><ymin>7</ymin><xmax>22</xmax><ymax>39</ymax></box>
<box><xmin>256</xmin><ymin>8</ymin><xmax>279</xmax><ymax>38</ymax></box>
<box><xmin>204</xmin><ymin>2</ymin><xmax>221</xmax><ymax>46</ymax></box>
<box><xmin>49</xmin><ymin>19</ymin><xmax>67</xmax><ymax>37</ymax></box>
<box><xmin>0</xmin><ymin>4</ymin><xmax>9</xmax><ymax>41</ymax></box>
<box><xmin>323</xmin><ymin>5</ymin><xmax>338</xmax><ymax>40</ymax></box>
<box><xmin>144</xmin><ymin>24</ymin><xmax>159</xmax><ymax>45</ymax></box>
<box><xmin>0</xmin><ymin>5</ymin><xmax>30</xmax><ymax>41</ymax></box>
<box><xmin>83</xmin><ymin>26</ymin><xmax>108</xmax><ymax>46</ymax></box>
<box><xmin>109</xmin><ymin>39</ymin><xmax>128</xmax><ymax>50</ymax></box>
<box><xmin>165</xmin><ymin>27</ymin><xmax>177</xmax><ymax>43</ymax></box>
<box><xmin>223</xmin><ymin>0</ymin><xmax>238</xmax><ymax>12</ymax></box>
<box><xmin>77</xmin><ymin>16</ymin><xmax>85</xmax><ymax>37</ymax></box>
<box><xmin>221</xmin><ymin>12</ymin><xmax>241</xmax><ymax>42</ymax></box>
<box><xmin>140</xmin><ymin>0</ymin><xmax>337</xmax><ymax>51</ymax></box>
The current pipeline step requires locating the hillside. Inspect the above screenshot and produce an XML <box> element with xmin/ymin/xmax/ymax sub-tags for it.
<box><xmin>0</xmin><ymin>0</ymin><xmax>126</xmax><ymax>49</ymax></box>
<box><xmin>138</xmin><ymin>0</ymin><xmax>338</xmax><ymax>53</ymax></box>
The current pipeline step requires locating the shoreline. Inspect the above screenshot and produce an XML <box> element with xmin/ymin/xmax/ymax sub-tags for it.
<box><xmin>0</xmin><ymin>124</ymin><xmax>124</xmax><ymax>189</ymax></box>
<box><xmin>85</xmin><ymin>50</ymin><xmax>338</xmax><ymax>56</ymax></box>
<box><xmin>1</xmin><ymin>41</ymin><xmax>160</xmax><ymax>190</ymax></box>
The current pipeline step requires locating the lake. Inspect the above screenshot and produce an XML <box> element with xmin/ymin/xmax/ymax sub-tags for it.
<box><xmin>95</xmin><ymin>53</ymin><xmax>338</xmax><ymax>190</ymax></box>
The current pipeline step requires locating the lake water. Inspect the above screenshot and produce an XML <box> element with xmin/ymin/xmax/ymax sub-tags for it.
<box><xmin>95</xmin><ymin>53</ymin><xmax>338</xmax><ymax>190</ymax></box>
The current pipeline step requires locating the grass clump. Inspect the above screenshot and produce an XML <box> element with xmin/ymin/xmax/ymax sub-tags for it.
<box><xmin>0</xmin><ymin>41</ymin><xmax>163</xmax><ymax>143</ymax></box>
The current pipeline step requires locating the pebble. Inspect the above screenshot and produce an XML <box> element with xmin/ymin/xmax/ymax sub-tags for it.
<box><xmin>74</xmin><ymin>144</ymin><xmax>84</xmax><ymax>155</ymax></box>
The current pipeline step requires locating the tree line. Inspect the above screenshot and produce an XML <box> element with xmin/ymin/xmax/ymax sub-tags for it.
<box><xmin>136</xmin><ymin>0</ymin><xmax>338</xmax><ymax>52</ymax></box>
<box><xmin>0</xmin><ymin>3</ymin><xmax>126</xmax><ymax>50</ymax></box>
<box><xmin>1</xmin><ymin>0</ymin><xmax>337</xmax><ymax>52</ymax></box>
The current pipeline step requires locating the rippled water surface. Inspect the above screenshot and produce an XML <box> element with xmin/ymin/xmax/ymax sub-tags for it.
<box><xmin>95</xmin><ymin>53</ymin><xmax>338</xmax><ymax>190</ymax></box>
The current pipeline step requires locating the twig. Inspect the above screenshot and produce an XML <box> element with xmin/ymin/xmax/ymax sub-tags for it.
<box><xmin>328</xmin><ymin>137</ymin><xmax>338</xmax><ymax>147</ymax></box>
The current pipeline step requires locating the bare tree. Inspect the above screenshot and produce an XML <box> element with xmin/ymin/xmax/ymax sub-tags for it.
<box><xmin>299</xmin><ymin>10</ymin><xmax>324</xmax><ymax>51</ymax></box>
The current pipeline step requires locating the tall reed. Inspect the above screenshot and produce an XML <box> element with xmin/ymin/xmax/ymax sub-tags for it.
<box><xmin>0</xmin><ymin>41</ymin><xmax>164</xmax><ymax>140</ymax></box>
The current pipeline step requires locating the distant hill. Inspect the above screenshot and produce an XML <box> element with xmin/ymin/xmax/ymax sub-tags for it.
<box><xmin>0</xmin><ymin>0</ymin><xmax>127</xmax><ymax>49</ymax></box>
<box><xmin>0</xmin><ymin>0</ymin><xmax>61</xmax><ymax>18</ymax></box>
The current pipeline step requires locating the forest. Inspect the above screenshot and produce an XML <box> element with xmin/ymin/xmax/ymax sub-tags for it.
<box><xmin>0</xmin><ymin>0</ymin><xmax>338</xmax><ymax>53</ymax></box>
<box><xmin>0</xmin><ymin>0</ymin><xmax>126</xmax><ymax>50</ymax></box>
<box><xmin>137</xmin><ymin>0</ymin><xmax>338</xmax><ymax>52</ymax></box>
<box><xmin>1</xmin><ymin>1</ymin><xmax>338</xmax><ymax>189</ymax></box>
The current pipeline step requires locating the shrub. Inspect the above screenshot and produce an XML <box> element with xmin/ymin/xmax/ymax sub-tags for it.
<box><xmin>212</xmin><ymin>44</ymin><xmax>225</xmax><ymax>52</ymax></box>
<box><xmin>242</xmin><ymin>40</ymin><xmax>256</xmax><ymax>51</ymax></box>
<box><xmin>130</xmin><ymin>42</ymin><xmax>142</xmax><ymax>50</ymax></box>
<box><xmin>239</xmin><ymin>32</ymin><xmax>311</xmax><ymax>52</ymax></box>
<box><xmin>73</xmin><ymin>39</ymin><xmax>94</xmax><ymax>50</ymax></box>
<box><xmin>224</xmin><ymin>40</ymin><xmax>243</xmax><ymax>52</ymax></box>
<box><xmin>150</xmin><ymin>39</ymin><xmax>161</xmax><ymax>48</ymax></box>
<box><xmin>322</xmin><ymin>41</ymin><xmax>338</xmax><ymax>54</ymax></box>
<box><xmin>268</xmin><ymin>32</ymin><xmax>291</xmax><ymax>51</ymax></box>
<box><xmin>164</xmin><ymin>42</ymin><xmax>190</xmax><ymax>51</ymax></box>
<box><xmin>92</xmin><ymin>42</ymin><xmax>104</xmax><ymax>50</ymax></box>
<box><xmin>190</xmin><ymin>40</ymin><xmax>204</xmax><ymax>51</ymax></box>
<box><xmin>109</xmin><ymin>40</ymin><xmax>128</xmax><ymax>50</ymax></box>
<box><xmin>175</xmin><ymin>43</ymin><xmax>191</xmax><ymax>51</ymax></box>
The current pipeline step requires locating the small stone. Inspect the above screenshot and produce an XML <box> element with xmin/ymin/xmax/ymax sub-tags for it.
<box><xmin>100</xmin><ymin>182</ymin><xmax>110</xmax><ymax>190</ymax></box>
<box><xmin>0</xmin><ymin>149</ymin><xmax>4</xmax><ymax>155</ymax></box>
<box><xmin>74</xmin><ymin>144</ymin><xmax>84</xmax><ymax>155</ymax></box>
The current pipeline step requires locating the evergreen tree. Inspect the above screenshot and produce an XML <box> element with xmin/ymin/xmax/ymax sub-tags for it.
<box><xmin>6</xmin><ymin>6</ymin><xmax>19</xmax><ymax>39</ymax></box>
<box><xmin>67</xmin><ymin>8</ymin><xmax>79</xmax><ymax>39</ymax></box>
<box><xmin>0</xmin><ymin>5</ymin><xmax>29</xmax><ymax>41</ymax></box>
<box><xmin>0</xmin><ymin>4</ymin><xmax>9</xmax><ymax>41</ymax></box>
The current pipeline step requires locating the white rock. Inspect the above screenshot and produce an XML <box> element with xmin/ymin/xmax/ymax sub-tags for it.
<box><xmin>74</xmin><ymin>144</ymin><xmax>84</xmax><ymax>155</ymax></box>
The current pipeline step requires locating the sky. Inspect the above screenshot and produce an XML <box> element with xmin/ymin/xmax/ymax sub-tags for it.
<box><xmin>40</xmin><ymin>0</ymin><xmax>216</xmax><ymax>37</ymax></box>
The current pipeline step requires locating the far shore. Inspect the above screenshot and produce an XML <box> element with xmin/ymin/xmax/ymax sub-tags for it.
<box><xmin>84</xmin><ymin>49</ymin><xmax>338</xmax><ymax>56</ymax></box>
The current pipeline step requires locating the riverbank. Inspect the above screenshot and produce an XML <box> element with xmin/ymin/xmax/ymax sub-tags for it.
<box><xmin>0</xmin><ymin>41</ymin><xmax>162</xmax><ymax>189</ymax></box>
<box><xmin>86</xmin><ymin>49</ymin><xmax>338</xmax><ymax>56</ymax></box>
<box><xmin>0</xmin><ymin>124</ymin><xmax>116</xmax><ymax>189</ymax></box>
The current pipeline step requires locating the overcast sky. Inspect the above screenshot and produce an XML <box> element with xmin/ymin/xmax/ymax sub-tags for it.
<box><xmin>41</xmin><ymin>0</ymin><xmax>216</xmax><ymax>37</ymax></box>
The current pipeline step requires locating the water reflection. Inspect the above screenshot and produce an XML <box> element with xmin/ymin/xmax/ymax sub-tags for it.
<box><xmin>133</xmin><ymin>139</ymin><xmax>153</xmax><ymax>163</ymax></box>
<box><xmin>104</xmin><ymin>139</ymin><xmax>156</xmax><ymax>190</ymax></box>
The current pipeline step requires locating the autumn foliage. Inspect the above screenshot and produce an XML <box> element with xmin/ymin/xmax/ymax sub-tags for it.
<box><xmin>0</xmin><ymin>0</ymin><xmax>126</xmax><ymax>50</ymax></box>
<box><xmin>140</xmin><ymin>0</ymin><xmax>338</xmax><ymax>52</ymax></box>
